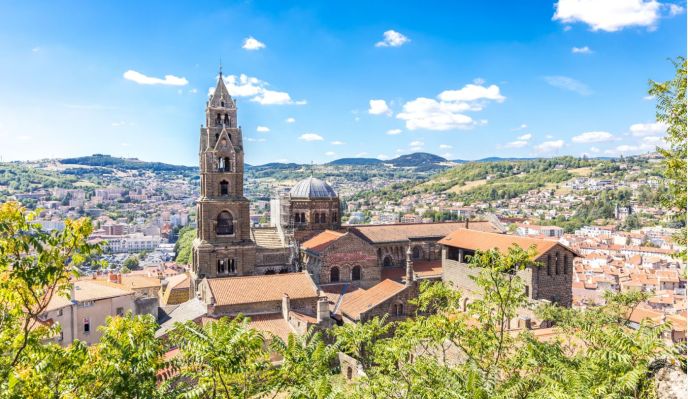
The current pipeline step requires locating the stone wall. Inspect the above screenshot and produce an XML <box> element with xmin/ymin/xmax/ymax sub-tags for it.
<box><xmin>441</xmin><ymin>245</ymin><xmax>574</xmax><ymax>308</ymax></box>
<box><xmin>209</xmin><ymin>297</ymin><xmax>318</xmax><ymax>318</ymax></box>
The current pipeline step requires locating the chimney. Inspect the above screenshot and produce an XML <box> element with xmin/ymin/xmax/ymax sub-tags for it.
<box><xmin>405</xmin><ymin>245</ymin><xmax>414</xmax><ymax>287</ymax></box>
<box><xmin>282</xmin><ymin>293</ymin><xmax>291</xmax><ymax>321</ymax></box>
<box><xmin>316</xmin><ymin>297</ymin><xmax>330</xmax><ymax>324</ymax></box>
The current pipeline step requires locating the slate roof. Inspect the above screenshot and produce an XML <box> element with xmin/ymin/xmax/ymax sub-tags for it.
<box><xmin>289</xmin><ymin>177</ymin><xmax>338</xmax><ymax>199</ymax></box>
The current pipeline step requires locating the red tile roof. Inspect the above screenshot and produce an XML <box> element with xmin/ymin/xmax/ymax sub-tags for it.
<box><xmin>301</xmin><ymin>230</ymin><xmax>345</xmax><ymax>252</ymax></box>
<box><xmin>339</xmin><ymin>279</ymin><xmax>406</xmax><ymax>320</ymax></box>
<box><xmin>207</xmin><ymin>272</ymin><xmax>318</xmax><ymax>306</ymax></box>
<box><xmin>439</xmin><ymin>230</ymin><xmax>575</xmax><ymax>259</ymax></box>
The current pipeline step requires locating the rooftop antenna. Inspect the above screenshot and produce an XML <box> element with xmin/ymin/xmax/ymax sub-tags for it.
<box><xmin>218</xmin><ymin>58</ymin><xmax>223</xmax><ymax>79</ymax></box>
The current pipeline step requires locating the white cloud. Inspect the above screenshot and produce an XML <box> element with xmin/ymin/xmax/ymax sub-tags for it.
<box><xmin>252</xmin><ymin>89</ymin><xmax>296</xmax><ymax>105</ymax></box>
<box><xmin>299</xmin><ymin>133</ymin><xmax>324</xmax><ymax>142</ymax></box>
<box><xmin>246</xmin><ymin>138</ymin><xmax>267</xmax><ymax>143</ymax></box>
<box><xmin>572</xmin><ymin>46</ymin><xmax>593</xmax><ymax>54</ymax></box>
<box><xmin>544</xmin><ymin>76</ymin><xmax>591</xmax><ymax>95</ymax></box>
<box><xmin>375</xmin><ymin>30</ymin><xmax>410</xmax><ymax>47</ymax></box>
<box><xmin>512</xmin><ymin>123</ymin><xmax>528</xmax><ymax>131</ymax></box>
<box><xmin>17</xmin><ymin>135</ymin><xmax>32</xmax><ymax>141</ymax></box>
<box><xmin>355</xmin><ymin>152</ymin><xmax>369</xmax><ymax>157</ymax></box>
<box><xmin>441</xmin><ymin>152</ymin><xmax>453</xmax><ymax>158</ymax></box>
<box><xmin>377</xmin><ymin>154</ymin><xmax>390</xmax><ymax>160</ymax></box>
<box><xmin>643</xmin><ymin>95</ymin><xmax>656</xmax><ymax>100</ymax></box>
<box><xmin>572</xmin><ymin>131</ymin><xmax>615</xmax><ymax>143</ymax></box>
<box><xmin>256</xmin><ymin>126</ymin><xmax>270</xmax><ymax>133</ymax></box>
<box><xmin>325</xmin><ymin>151</ymin><xmax>336</xmax><ymax>156</ymax></box>
<box><xmin>590</xmin><ymin>146</ymin><xmax>601</xmax><ymax>153</ymax></box>
<box><xmin>396</xmin><ymin>82</ymin><xmax>505</xmax><ymax>131</ymax></box>
<box><xmin>438</xmin><ymin>84</ymin><xmax>506</xmax><ymax>103</ymax></box>
<box><xmin>629</xmin><ymin>121</ymin><xmax>667</xmax><ymax>136</ymax></box>
<box><xmin>534</xmin><ymin>140</ymin><xmax>565</xmax><ymax>153</ymax></box>
<box><xmin>503</xmin><ymin>140</ymin><xmax>529</xmax><ymax>148</ymax></box>
<box><xmin>553</xmin><ymin>0</ymin><xmax>663</xmax><ymax>32</ymax></box>
<box><xmin>209</xmin><ymin>74</ymin><xmax>304</xmax><ymax>106</ymax></box>
<box><xmin>189</xmin><ymin>88</ymin><xmax>198</xmax><ymax>94</ymax></box>
<box><xmin>32</xmin><ymin>47</ymin><xmax>40</xmax><ymax>53</ymax></box>
<box><xmin>369</xmin><ymin>99</ymin><xmax>391</xmax><ymax>115</ymax></box>
<box><xmin>111</xmin><ymin>121</ymin><xmax>127</xmax><ymax>127</ymax></box>
<box><xmin>386</xmin><ymin>129</ymin><xmax>402</xmax><ymax>135</ymax></box>
<box><xmin>242</xmin><ymin>36</ymin><xmax>266</xmax><ymax>50</ymax></box>
<box><xmin>331</xmin><ymin>141</ymin><xmax>345</xmax><ymax>145</ymax></box>
<box><xmin>439</xmin><ymin>144</ymin><xmax>453</xmax><ymax>149</ymax></box>
<box><xmin>410</xmin><ymin>140</ymin><xmax>424</xmax><ymax>147</ymax></box>
<box><xmin>668</xmin><ymin>3</ymin><xmax>685</xmax><ymax>16</ymax></box>
<box><xmin>285</xmin><ymin>117</ymin><xmax>296</xmax><ymax>123</ymax></box>
<box><xmin>518</xmin><ymin>133</ymin><xmax>532</xmax><ymax>140</ymax></box>
<box><xmin>123</xmin><ymin>70</ymin><xmax>188</xmax><ymax>86</ymax></box>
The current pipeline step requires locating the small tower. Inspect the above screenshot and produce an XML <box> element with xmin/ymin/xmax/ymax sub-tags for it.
<box><xmin>405</xmin><ymin>244</ymin><xmax>414</xmax><ymax>287</ymax></box>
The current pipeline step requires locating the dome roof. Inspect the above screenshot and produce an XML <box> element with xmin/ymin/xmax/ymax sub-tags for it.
<box><xmin>289</xmin><ymin>177</ymin><xmax>338</xmax><ymax>199</ymax></box>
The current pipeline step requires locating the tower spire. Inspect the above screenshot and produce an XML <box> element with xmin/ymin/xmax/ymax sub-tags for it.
<box><xmin>219</xmin><ymin>58</ymin><xmax>223</xmax><ymax>79</ymax></box>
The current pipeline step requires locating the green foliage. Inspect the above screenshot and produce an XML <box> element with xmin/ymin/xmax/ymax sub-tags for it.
<box><xmin>174</xmin><ymin>226</ymin><xmax>196</xmax><ymax>265</ymax></box>
<box><xmin>165</xmin><ymin>316</ymin><xmax>274</xmax><ymax>399</ymax></box>
<box><xmin>123</xmin><ymin>255</ymin><xmax>140</xmax><ymax>270</ymax></box>
<box><xmin>649</xmin><ymin>57</ymin><xmax>687</xmax><ymax>259</ymax></box>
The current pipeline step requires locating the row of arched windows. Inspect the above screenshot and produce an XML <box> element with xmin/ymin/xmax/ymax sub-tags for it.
<box><xmin>217</xmin><ymin>258</ymin><xmax>236</xmax><ymax>274</ymax></box>
<box><xmin>215</xmin><ymin>113</ymin><xmax>231</xmax><ymax>126</ymax></box>
<box><xmin>295</xmin><ymin>212</ymin><xmax>338</xmax><ymax>224</ymax></box>
<box><xmin>546</xmin><ymin>253</ymin><xmax>569</xmax><ymax>276</ymax></box>
<box><xmin>330</xmin><ymin>266</ymin><xmax>361</xmax><ymax>283</ymax></box>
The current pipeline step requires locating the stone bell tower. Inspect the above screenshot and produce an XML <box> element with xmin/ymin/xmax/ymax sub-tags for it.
<box><xmin>191</xmin><ymin>69</ymin><xmax>256</xmax><ymax>289</ymax></box>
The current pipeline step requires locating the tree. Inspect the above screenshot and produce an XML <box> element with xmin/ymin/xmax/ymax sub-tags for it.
<box><xmin>166</xmin><ymin>316</ymin><xmax>274</xmax><ymax>399</ymax></box>
<box><xmin>649</xmin><ymin>57</ymin><xmax>686</xmax><ymax>260</ymax></box>
<box><xmin>123</xmin><ymin>255</ymin><xmax>139</xmax><ymax>270</ymax></box>
<box><xmin>0</xmin><ymin>201</ymin><xmax>102</xmax><ymax>384</ymax></box>
<box><xmin>174</xmin><ymin>226</ymin><xmax>196</xmax><ymax>265</ymax></box>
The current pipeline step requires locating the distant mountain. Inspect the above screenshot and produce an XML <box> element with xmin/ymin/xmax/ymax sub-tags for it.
<box><xmin>389</xmin><ymin>152</ymin><xmax>448</xmax><ymax>167</ymax></box>
<box><xmin>249</xmin><ymin>162</ymin><xmax>303</xmax><ymax>171</ymax></box>
<box><xmin>327</xmin><ymin>158</ymin><xmax>384</xmax><ymax>166</ymax></box>
<box><xmin>60</xmin><ymin>154</ymin><xmax>196</xmax><ymax>172</ymax></box>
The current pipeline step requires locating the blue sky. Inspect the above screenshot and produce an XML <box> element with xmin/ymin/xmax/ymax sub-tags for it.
<box><xmin>0</xmin><ymin>1</ymin><xmax>685</xmax><ymax>165</ymax></box>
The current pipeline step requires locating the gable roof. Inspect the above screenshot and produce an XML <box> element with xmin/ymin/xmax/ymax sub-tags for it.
<box><xmin>438</xmin><ymin>229</ymin><xmax>577</xmax><ymax>259</ymax></box>
<box><xmin>350</xmin><ymin>222</ymin><xmax>501</xmax><ymax>244</ymax></box>
<box><xmin>301</xmin><ymin>230</ymin><xmax>346</xmax><ymax>253</ymax></box>
<box><xmin>339</xmin><ymin>279</ymin><xmax>407</xmax><ymax>321</ymax></box>
<box><xmin>207</xmin><ymin>272</ymin><xmax>319</xmax><ymax>306</ymax></box>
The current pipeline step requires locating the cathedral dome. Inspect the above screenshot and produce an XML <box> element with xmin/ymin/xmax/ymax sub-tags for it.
<box><xmin>289</xmin><ymin>177</ymin><xmax>338</xmax><ymax>199</ymax></box>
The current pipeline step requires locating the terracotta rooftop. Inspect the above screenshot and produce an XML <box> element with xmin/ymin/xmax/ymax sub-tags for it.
<box><xmin>47</xmin><ymin>280</ymin><xmax>133</xmax><ymax>311</ymax></box>
<box><xmin>301</xmin><ymin>230</ymin><xmax>345</xmax><ymax>253</ymax></box>
<box><xmin>166</xmin><ymin>273</ymin><xmax>190</xmax><ymax>290</ymax></box>
<box><xmin>94</xmin><ymin>275</ymin><xmax>161</xmax><ymax>290</ymax></box>
<box><xmin>350</xmin><ymin>221</ymin><xmax>501</xmax><ymax>244</ymax></box>
<box><xmin>339</xmin><ymin>279</ymin><xmax>406</xmax><ymax>321</ymax></box>
<box><xmin>247</xmin><ymin>313</ymin><xmax>294</xmax><ymax>341</ymax></box>
<box><xmin>439</xmin><ymin>229</ymin><xmax>576</xmax><ymax>259</ymax></box>
<box><xmin>207</xmin><ymin>272</ymin><xmax>318</xmax><ymax>306</ymax></box>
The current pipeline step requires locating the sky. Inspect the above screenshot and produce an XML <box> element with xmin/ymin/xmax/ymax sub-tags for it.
<box><xmin>0</xmin><ymin>1</ymin><xmax>685</xmax><ymax>166</ymax></box>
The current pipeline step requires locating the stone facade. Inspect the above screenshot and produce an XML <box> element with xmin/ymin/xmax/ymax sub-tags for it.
<box><xmin>303</xmin><ymin>232</ymin><xmax>380</xmax><ymax>289</ymax></box>
<box><xmin>442</xmin><ymin>244</ymin><xmax>575</xmax><ymax>308</ymax></box>
<box><xmin>291</xmin><ymin>197</ymin><xmax>342</xmax><ymax>242</ymax></box>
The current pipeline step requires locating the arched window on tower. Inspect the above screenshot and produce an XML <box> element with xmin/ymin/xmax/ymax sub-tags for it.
<box><xmin>220</xmin><ymin>180</ymin><xmax>229</xmax><ymax>196</ymax></box>
<box><xmin>321</xmin><ymin>213</ymin><xmax>326</xmax><ymax>223</ymax></box>
<box><xmin>294</xmin><ymin>213</ymin><xmax>301</xmax><ymax>223</ymax></box>
<box><xmin>216</xmin><ymin>114</ymin><xmax>221</xmax><ymax>125</ymax></box>
<box><xmin>216</xmin><ymin>211</ymin><xmax>234</xmax><ymax>235</ymax></box>
<box><xmin>224</xmin><ymin>114</ymin><xmax>229</xmax><ymax>125</ymax></box>
<box><xmin>300</xmin><ymin>213</ymin><xmax>305</xmax><ymax>223</ymax></box>
<box><xmin>217</xmin><ymin>259</ymin><xmax>226</xmax><ymax>274</ymax></box>
<box><xmin>330</xmin><ymin>267</ymin><xmax>340</xmax><ymax>283</ymax></box>
<box><xmin>332</xmin><ymin>212</ymin><xmax>338</xmax><ymax>223</ymax></box>
<box><xmin>352</xmin><ymin>266</ymin><xmax>361</xmax><ymax>281</ymax></box>
<box><xmin>218</xmin><ymin>157</ymin><xmax>230</xmax><ymax>172</ymax></box>
<box><xmin>314</xmin><ymin>213</ymin><xmax>320</xmax><ymax>224</ymax></box>
<box><xmin>221</xmin><ymin>101</ymin><xmax>225</xmax><ymax>107</ymax></box>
